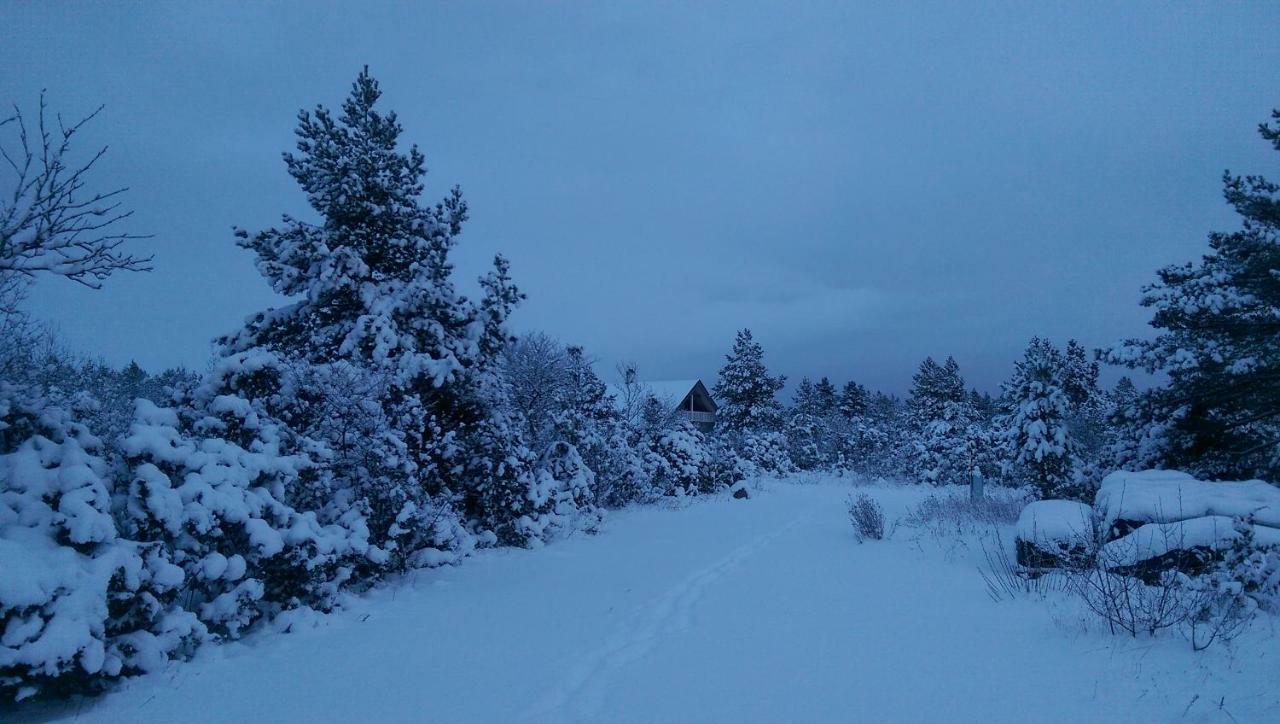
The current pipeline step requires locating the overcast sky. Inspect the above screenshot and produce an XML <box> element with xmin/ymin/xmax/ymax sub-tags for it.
<box><xmin>3</xmin><ymin>2</ymin><xmax>1278</xmax><ymax>394</ymax></box>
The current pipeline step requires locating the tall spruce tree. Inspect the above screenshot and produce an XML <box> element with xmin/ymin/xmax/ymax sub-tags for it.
<box><xmin>1109</xmin><ymin>109</ymin><xmax>1280</xmax><ymax>480</ymax></box>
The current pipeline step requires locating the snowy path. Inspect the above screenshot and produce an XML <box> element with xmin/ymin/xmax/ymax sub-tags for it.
<box><xmin>20</xmin><ymin>481</ymin><xmax>1278</xmax><ymax>723</ymax></box>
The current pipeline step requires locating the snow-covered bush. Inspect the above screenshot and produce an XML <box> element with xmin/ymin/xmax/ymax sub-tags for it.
<box><xmin>1066</xmin><ymin>531</ymin><xmax>1259</xmax><ymax>649</ymax></box>
<box><xmin>732</xmin><ymin>429</ymin><xmax>794</xmax><ymax>478</ymax></box>
<box><xmin>784</xmin><ymin>409</ymin><xmax>823</xmax><ymax>471</ymax></box>
<box><xmin>519</xmin><ymin>441</ymin><xmax>602</xmax><ymax>544</ymax></box>
<box><xmin>644</xmin><ymin>424</ymin><xmax>716</xmax><ymax>497</ymax></box>
<box><xmin>702</xmin><ymin>435</ymin><xmax>748</xmax><ymax>492</ymax></box>
<box><xmin>118</xmin><ymin>398</ymin><xmax>370</xmax><ymax>638</ymax></box>
<box><xmin>499</xmin><ymin>336</ymin><xmax>647</xmax><ymax>509</ymax></box>
<box><xmin>1069</xmin><ymin>565</ymin><xmax>1196</xmax><ymax>639</ymax></box>
<box><xmin>1214</xmin><ymin>523</ymin><xmax>1280</xmax><ymax>614</ymax></box>
<box><xmin>847</xmin><ymin>493</ymin><xmax>886</xmax><ymax>542</ymax></box>
<box><xmin>204</xmin><ymin>352</ymin><xmax>473</xmax><ymax>574</ymax></box>
<box><xmin>1</xmin><ymin>385</ymin><xmax>201</xmax><ymax>702</ymax></box>
<box><xmin>1179</xmin><ymin>522</ymin><xmax>1274</xmax><ymax>650</ymax></box>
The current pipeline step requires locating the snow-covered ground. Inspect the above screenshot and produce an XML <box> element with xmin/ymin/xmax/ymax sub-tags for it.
<box><xmin>13</xmin><ymin>479</ymin><xmax>1278</xmax><ymax>723</ymax></box>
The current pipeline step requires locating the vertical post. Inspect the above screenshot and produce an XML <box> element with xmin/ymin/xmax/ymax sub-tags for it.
<box><xmin>970</xmin><ymin>466</ymin><xmax>985</xmax><ymax>502</ymax></box>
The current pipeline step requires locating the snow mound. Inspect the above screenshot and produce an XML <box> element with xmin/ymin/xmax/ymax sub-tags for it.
<box><xmin>1016</xmin><ymin>500</ymin><xmax>1094</xmax><ymax>544</ymax></box>
<box><xmin>1103</xmin><ymin>516</ymin><xmax>1280</xmax><ymax>567</ymax></box>
<box><xmin>1094</xmin><ymin>470</ymin><xmax>1280</xmax><ymax>529</ymax></box>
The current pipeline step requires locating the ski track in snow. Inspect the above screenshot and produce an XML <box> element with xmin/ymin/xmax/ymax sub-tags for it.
<box><xmin>523</xmin><ymin>512</ymin><xmax>812</xmax><ymax>722</ymax></box>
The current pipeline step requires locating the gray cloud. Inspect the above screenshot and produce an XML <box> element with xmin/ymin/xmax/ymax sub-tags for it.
<box><xmin>4</xmin><ymin>2</ymin><xmax>1277</xmax><ymax>394</ymax></box>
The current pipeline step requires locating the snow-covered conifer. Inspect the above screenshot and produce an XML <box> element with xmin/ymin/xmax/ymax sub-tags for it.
<box><xmin>1108</xmin><ymin>109</ymin><xmax>1280</xmax><ymax>480</ymax></box>
<box><xmin>839</xmin><ymin>381</ymin><xmax>869</xmax><ymax>419</ymax></box>
<box><xmin>906</xmin><ymin>357</ymin><xmax>976</xmax><ymax>485</ymax></box>
<box><xmin>217</xmin><ymin>69</ymin><xmax>593</xmax><ymax>548</ymax></box>
<box><xmin>1000</xmin><ymin>338</ymin><xmax>1082</xmax><ymax>499</ymax></box>
<box><xmin>713</xmin><ymin>329</ymin><xmax>786</xmax><ymax>435</ymax></box>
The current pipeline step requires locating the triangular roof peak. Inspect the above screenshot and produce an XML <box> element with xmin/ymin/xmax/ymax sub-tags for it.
<box><xmin>643</xmin><ymin>379</ymin><xmax>717</xmax><ymax>412</ymax></box>
<box><xmin>605</xmin><ymin>378</ymin><xmax>718</xmax><ymax>413</ymax></box>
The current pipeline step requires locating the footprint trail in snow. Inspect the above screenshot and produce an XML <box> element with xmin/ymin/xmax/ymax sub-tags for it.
<box><xmin>523</xmin><ymin>513</ymin><xmax>811</xmax><ymax>722</ymax></box>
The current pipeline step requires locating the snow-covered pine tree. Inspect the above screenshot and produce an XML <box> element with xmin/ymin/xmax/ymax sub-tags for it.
<box><xmin>865</xmin><ymin>392</ymin><xmax>912</xmax><ymax>478</ymax></box>
<box><xmin>1108</xmin><ymin>109</ymin><xmax>1280</xmax><ymax>480</ymax></box>
<box><xmin>839</xmin><ymin>381</ymin><xmax>869</xmax><ymax>420</ymax></box>
<box><xmin>906</xmin><ymin>357</ymin><xmax>975</xmax><ymax>485</ymax></box>
<box><xmin>1102</xmin><ymin>376</ymin><xmax>1170</xmax><ymax>474</ymax></box>
<box><xmin>785</xmin><ymin>377</ymin><xmax>817</xmax><ymax>469</ymax></box>
<box><xmin>554</xmin><ymin>346</ymin><xmax>642</xmax><ymax>508</ymax></box>
<box><xmin>786</xmin><ymin>377</ymin><xmax>845</xmax><ymax>470</ymax></box>
<box><xmin>713</xmin><ymin>329</ymin><xmax>787</xmax><ymax>435</ymax></box>
<box><xmin>458</xmin><ymin>259</ymin><xmax>599</xmax><ymax>546</ymax></box>
<box><xmin>219</xmin><ymin>69</ymin><xmax>590</xmax><ymax>548</ymax></box>
<box><xmin>1060</xmin><ymin>339</ymin><xmax>1108</xmax><ymax>481</ymax></box>
<box><xmin>814</xmin><ymin>377</ymin><xmax>838</xmax><ymax>417</ymax></box>
<box><xmin>712</xmin><ymin>329</ymin><xmax>791</xmax><ymax>473</ymax></box>
<box><xmin>1000</xmin><ymin>338</ymin><xmax>1083</xmax><ymax>499</ymax></box>
<box><xmin>791</xmin><ymin>377</ymin><xmax>818</xmax><ymax>418</ymax></box>
<box><xmin>908</xmin><ymin>357</ymin><xmax>967</xmax><ymax>424</ymax></box>
<box><xmin>220</xmin><ymin>68</ymin><xmax>479</xmax><ymax>495</ymax></box>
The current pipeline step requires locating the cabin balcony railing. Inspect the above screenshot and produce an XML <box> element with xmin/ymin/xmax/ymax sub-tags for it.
<box><xmin>678</xmin><ymin>410</ymin><xmax>717</xmax><ymax>424</ymax></box>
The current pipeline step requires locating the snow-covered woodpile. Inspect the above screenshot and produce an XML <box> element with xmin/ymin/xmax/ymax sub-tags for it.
<box><xmin>1017</xmin><ymin>470</ymin><xmax>1280</xmax><ymax>579</ymax></box>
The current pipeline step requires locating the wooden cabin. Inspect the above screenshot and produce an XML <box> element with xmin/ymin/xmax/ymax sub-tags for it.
<box><xmin>630</xmin><ymin>379</ymin><xmax>719</xmax><ymax>433</ymax></box>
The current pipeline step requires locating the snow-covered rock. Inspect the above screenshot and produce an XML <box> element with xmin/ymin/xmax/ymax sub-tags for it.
<box><xmin>1014</xmin><ymin>500</ymin><xmax>1095</xmax><ymax>568</ymax></box>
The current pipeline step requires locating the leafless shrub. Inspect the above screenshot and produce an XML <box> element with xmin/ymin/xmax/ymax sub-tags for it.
<box><xmin>902</xmin><ymin>490</ymin><xmax>1029</xmax><ymax>539</ymax></box>
<box><xmin>1185</xmin><ymin>578</ymin><xmax>1254</xmax><ymax>651</ymax></box>
<box><xmin>1070</xmin><ymin>564</ymin><xmax>1191</xmax><ymax>637</ymax></box>
<box><xmin>1063</xmin><ymin>516</ymin><xmax>1255</xmax><ymax>649</ymax></box>
<box><xmin>847</xmin><ymin>493</ymin><xmax>886</xmax><ymax>542</ymax></box>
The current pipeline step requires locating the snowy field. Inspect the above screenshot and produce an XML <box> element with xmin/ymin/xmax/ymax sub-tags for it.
<box><xmin>13</xmin><ymin>478</ymin><xmax>1278</xmax><ymax>723</ymax></box>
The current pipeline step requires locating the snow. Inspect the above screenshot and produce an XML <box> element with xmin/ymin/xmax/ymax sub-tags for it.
<box><xmin>14</xmin><ymin>479</ymin><xmax>1276</xmax><ymax>723</ymax></box>
<box><xmin>1016</xmin><ymin>500</ymin><xmax>1094</xmax><ymax>544</ymax></box>
<box><xmin>1095</xmin><ymin>470</ymin><xmax>1280</xmax><ymax>528</ymax></box>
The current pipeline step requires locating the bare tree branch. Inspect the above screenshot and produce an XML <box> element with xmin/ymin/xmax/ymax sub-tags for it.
<box><xmin>0</xmin><ymin>92</ymin><xmax>153</xmax><ymax>288</ymax></box>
